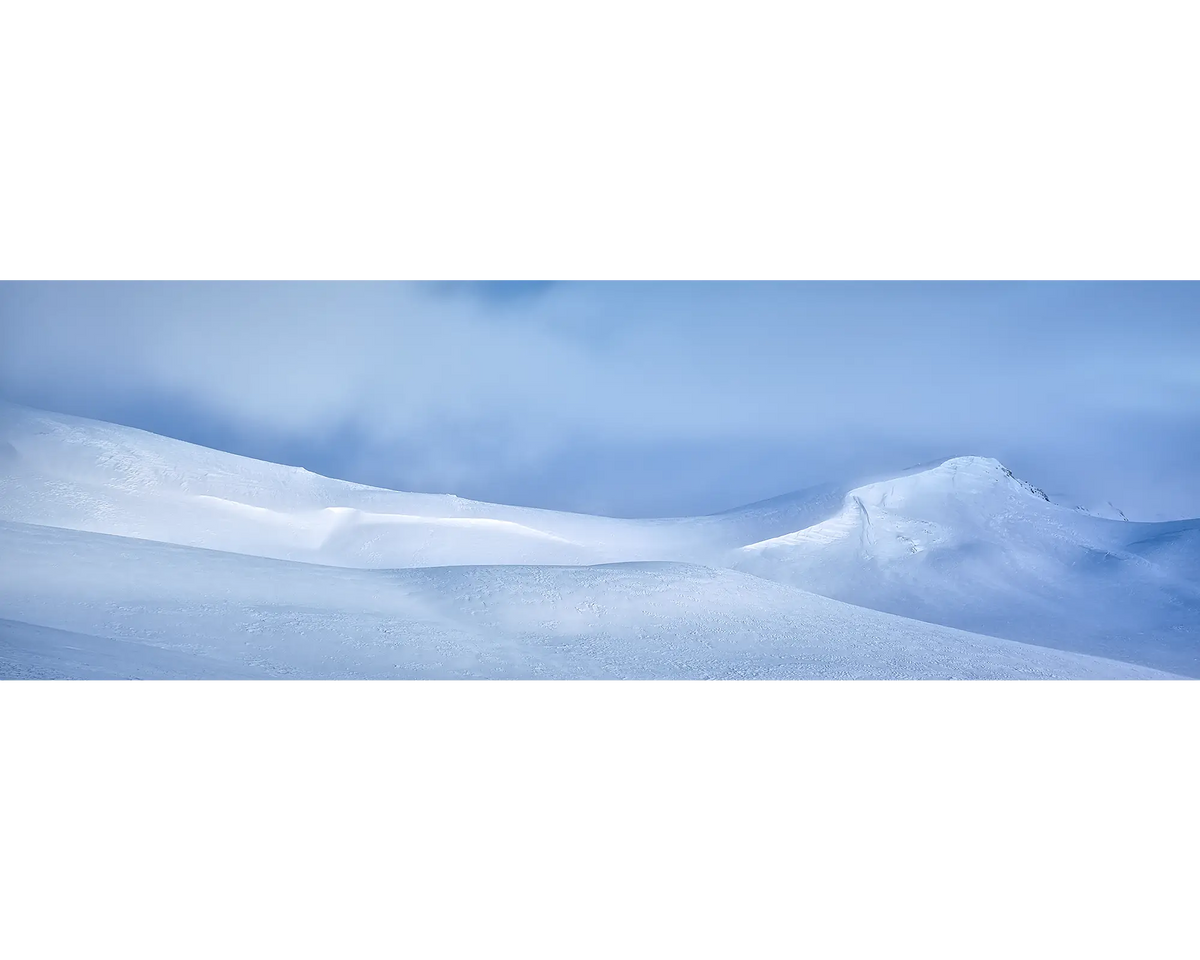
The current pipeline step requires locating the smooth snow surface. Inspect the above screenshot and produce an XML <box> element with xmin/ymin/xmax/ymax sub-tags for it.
<box><xmin>1</xmin><ymin>403</ymin><xmax>1195</xmax><ymax>679</ymax></box>
<box><xmin>736</xmin><ymin>457</ymin><xmax>1200</xmax><ymax>675</ymax></box>
<box><xmin>0</xmin><ymin>522</ymin><xmax>1172</xmax><ymax>680</ymax></box>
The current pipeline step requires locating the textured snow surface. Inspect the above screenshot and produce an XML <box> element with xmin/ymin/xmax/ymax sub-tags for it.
<box><xmin>1</xmin><ymin>402</ymin><xmax>1195</xmax><ymax>679</ymax></box>
<box><xmin>736</xmin><ymin>457</ymin><xmax>1200</xmax><ymax>675</ymax></box>
<box><xmin>0</xmin><ymin>522</ymin><xmax>1173</xmax><ymax>680</ymax></box>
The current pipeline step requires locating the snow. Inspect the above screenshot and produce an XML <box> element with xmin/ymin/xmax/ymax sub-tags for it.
<box><xmin>1064</xmin><ymin>499</ymin><xmax>1130</xmax><ymax>521</ymax></box>
<box><xmin>1</xmin><ymin>402</ymin><xmax>1196</xmax><ymax>679</ymax></box>
<box><xmin>736</xmin><ymin>457</ymin><xmax>1200</xmax><ymax>675</ymax></box>
<box><xmin>0</xmin><ymin>521</ymin><xmax>1172</xmax><ymax>680</ymax></box>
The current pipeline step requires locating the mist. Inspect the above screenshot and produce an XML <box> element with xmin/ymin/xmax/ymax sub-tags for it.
<box><xmin>2</xmin><ymin>281</ymin><xmax>1197</xmax><ymax>518</ymax></box>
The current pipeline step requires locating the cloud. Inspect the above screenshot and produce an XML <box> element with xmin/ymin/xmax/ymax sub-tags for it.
<box><xmin>430</xmin><ymin>281</ymin><xmax>558</xmax><ymax>304</ymax></box>
<box><xmin>2</xmin><ymin>282</ymin><xmax>1198</xmax><ymax>516</ymax></box>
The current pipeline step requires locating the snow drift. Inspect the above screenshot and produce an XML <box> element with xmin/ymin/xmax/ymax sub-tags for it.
<box><xmin>1</xmin><ymin>402</ymin><xmax>1195</xmax><ymax>678</ymax></box>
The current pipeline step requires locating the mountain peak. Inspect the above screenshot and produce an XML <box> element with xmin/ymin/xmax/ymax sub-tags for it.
<box><xmin>927</xmin><ymin>456</ymin><xmax>1050</xmax><ymax>501</ymax></box>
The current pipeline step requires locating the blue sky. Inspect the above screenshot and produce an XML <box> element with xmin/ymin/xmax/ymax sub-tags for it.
<box><xmin>2</xmin><ymin>281</ymin><xmax>1198</xmax><ymax>518</ymax></box>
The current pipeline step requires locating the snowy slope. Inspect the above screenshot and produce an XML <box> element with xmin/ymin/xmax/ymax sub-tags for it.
<box><xmin>0</xmin><ymin>521</ymin><xmax>1174</xmax><ymax>680</ymax></box>
<box><xmin>736</xmin><ymin>457</ymin><xmax>1200</xmax><ymax>676</ymax></box>
<box><xmin>1075</xmin><ymin>501</ymin><xmax>1130</xmax><ymax>521</ymax></box>
<box><xmin>2</xmin><ymin>403</ymin><xmax>1197</xmax><ymax>679</ymax></box>
<box><xmin>0</xmin><ymin>401</ymin><xmax>783</xmax><ymax>567</ymax></box>
<box><xmin>0</xmin><ymin>402</ymin><xmax>924</xmax><ymax>565</ymax></box>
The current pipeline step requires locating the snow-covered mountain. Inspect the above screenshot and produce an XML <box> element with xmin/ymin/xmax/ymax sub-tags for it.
<box><xmin>735</xmin><ymin>457</ymin><xmax>1200</xmax><ymax>675</ymax></box>
<box><xmin>1</xmin><ymin>402</ymin><xmax>1195</xmax><ymax>679</ymax></box>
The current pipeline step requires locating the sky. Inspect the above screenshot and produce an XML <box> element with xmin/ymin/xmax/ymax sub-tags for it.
<box><xmin>2</xmin><ymin>281</ymin><xmax>1198</xmax><ymax>519</ymax></box>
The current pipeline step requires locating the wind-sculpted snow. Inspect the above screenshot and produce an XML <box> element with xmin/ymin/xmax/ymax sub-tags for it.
<box><xmin>736</xmin><ymin>458</ymin><xmax>1200</xmax><ymax>675</ymax></box>
<box><xmin>0</xmin><ymin>402</ymin><xmax>756</xmax><ymax>566</ymax></box>
<box><xmin>1</xmin><ymin>403</ymin><xmax>1197</xmax><ymax>678</ymax></box>
<box><xmin>0</xmin><ymin>522</ymin><xmax>1175</xmax><ymax>679</ymax></box>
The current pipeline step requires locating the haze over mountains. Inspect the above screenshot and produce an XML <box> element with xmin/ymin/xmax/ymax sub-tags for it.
<box><xmin>1</xmin><ymin>402</ymin><xmax>1196</xmax><ymax>679</ymax></box>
